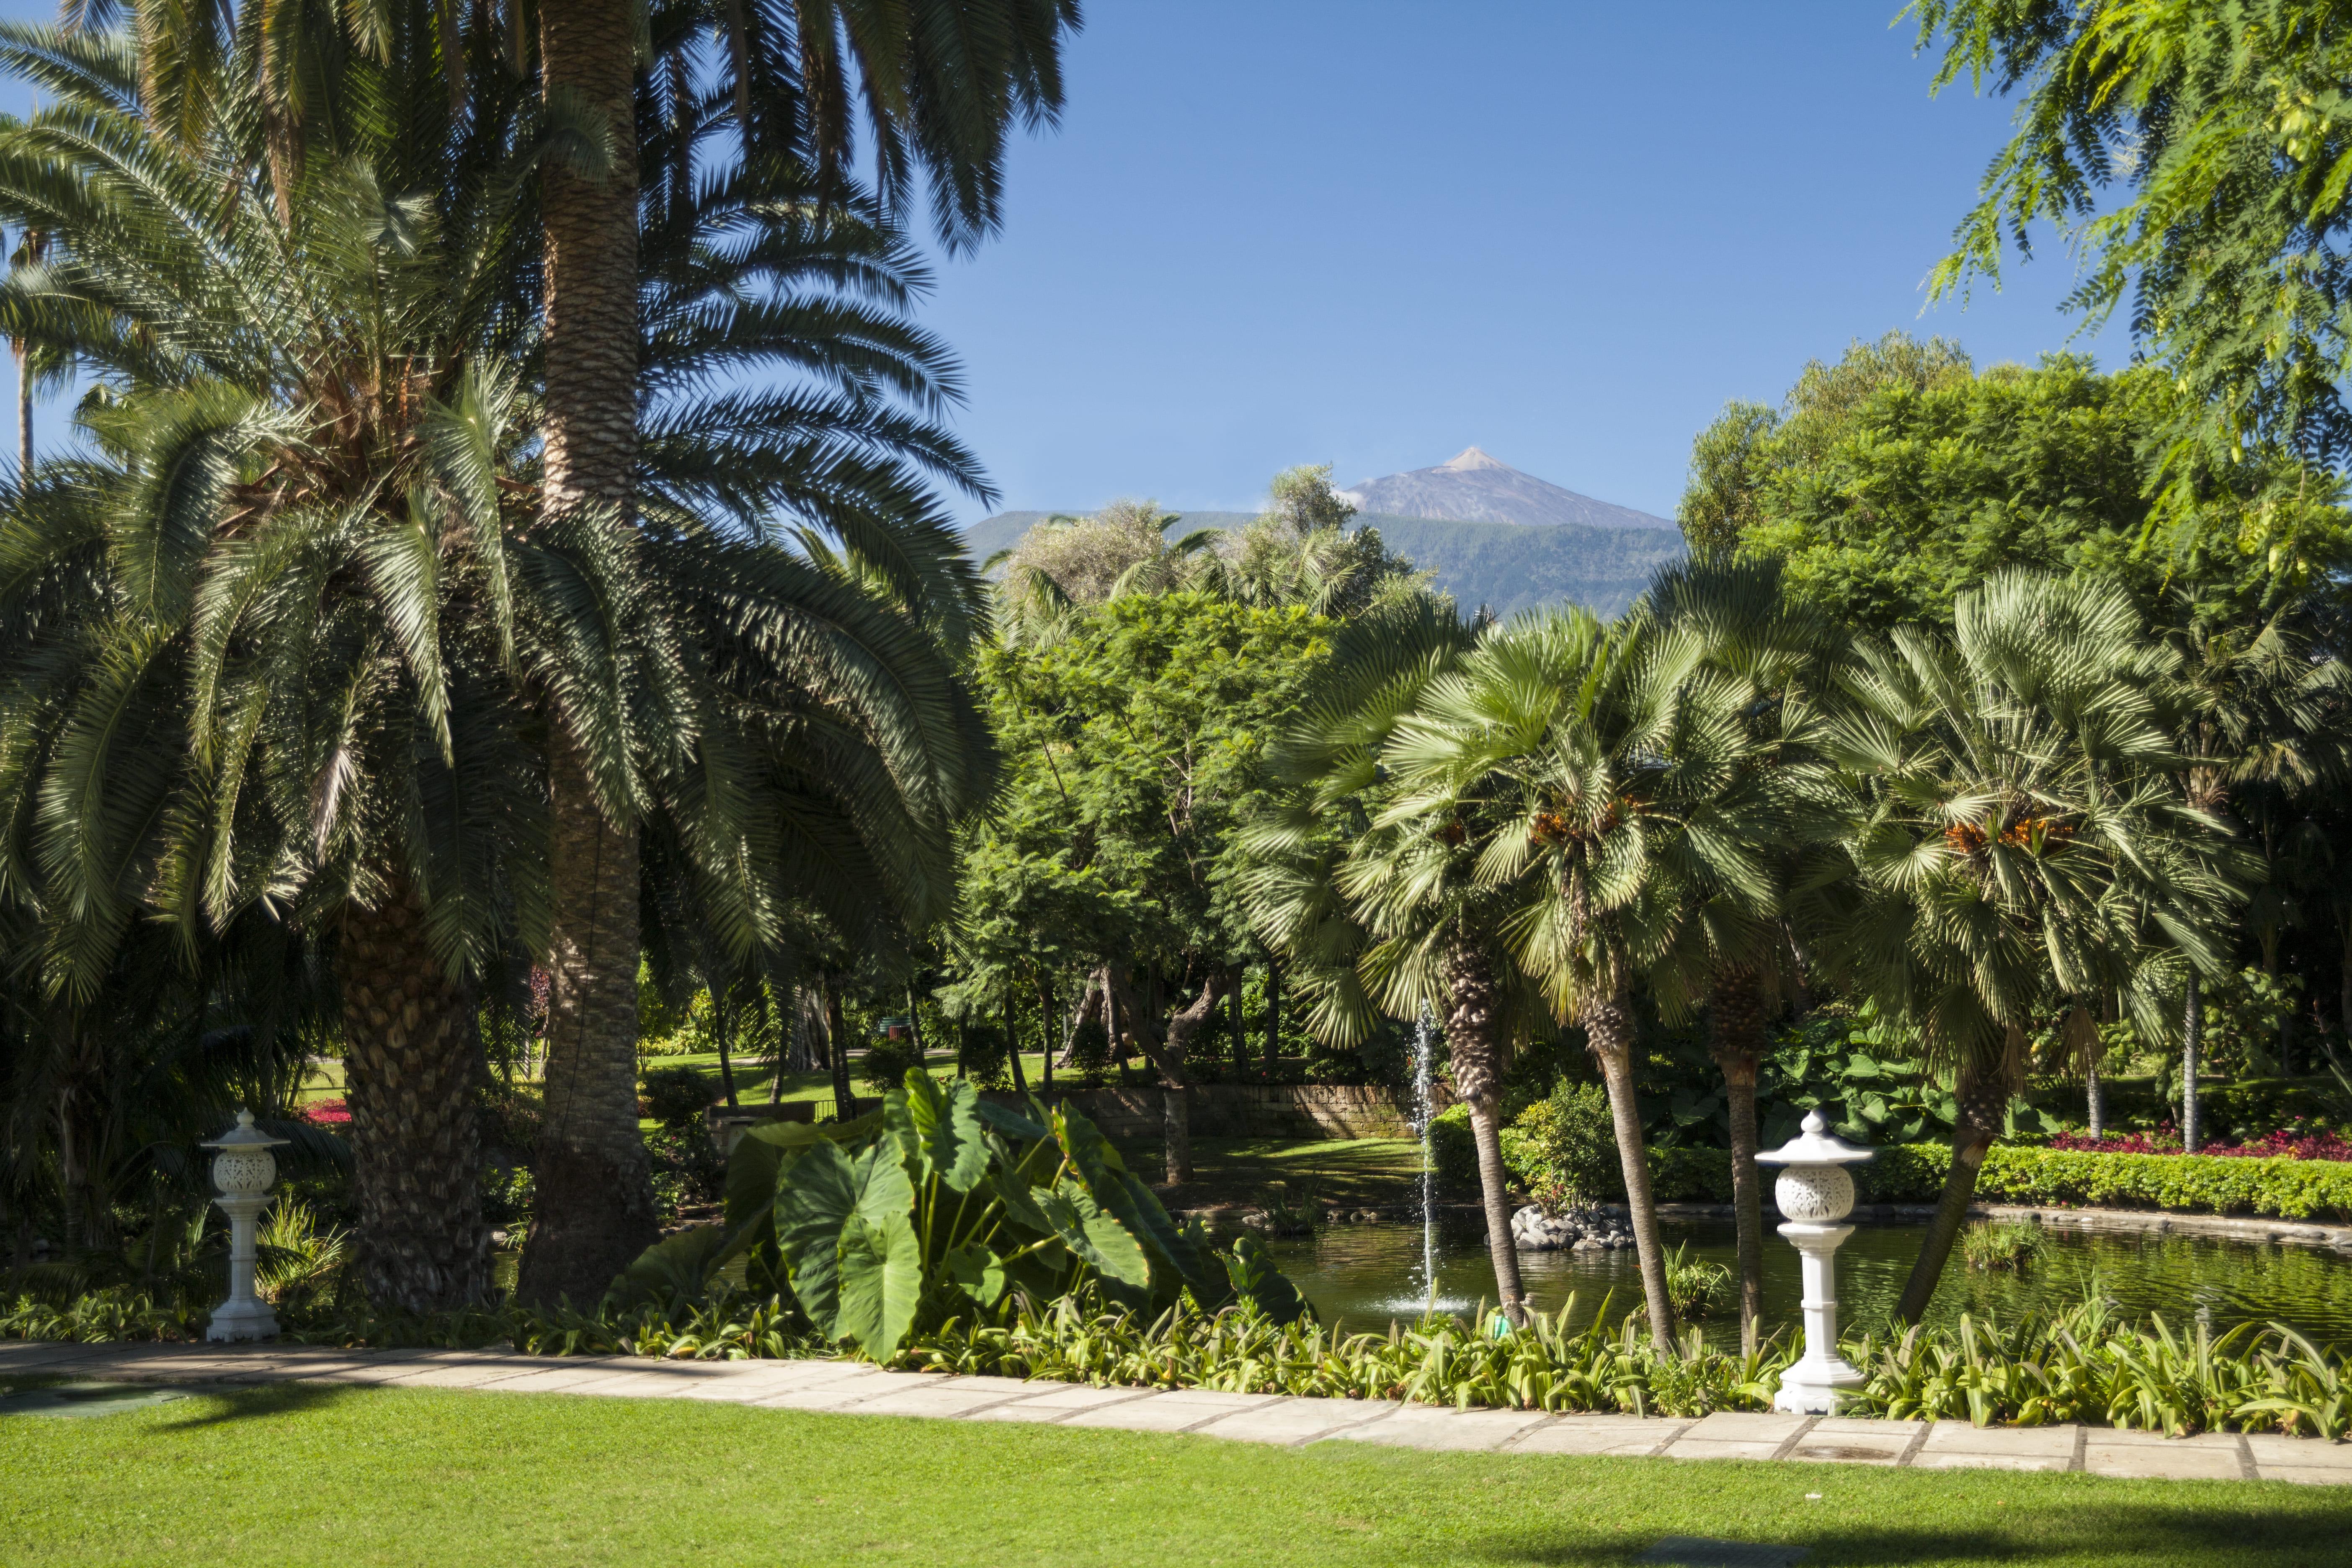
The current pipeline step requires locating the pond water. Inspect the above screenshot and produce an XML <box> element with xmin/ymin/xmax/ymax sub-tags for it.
<box><xmin>1259</xmin><ymin>1218</ymin><xmax>2352</xmax><ymax>1346</ymax></box>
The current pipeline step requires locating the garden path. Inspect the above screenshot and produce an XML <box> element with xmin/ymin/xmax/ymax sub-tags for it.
<box><xmin>5</xmin><ymin>1339</ymin><xmax>2345</xmax><ymax>1485</ymax></box>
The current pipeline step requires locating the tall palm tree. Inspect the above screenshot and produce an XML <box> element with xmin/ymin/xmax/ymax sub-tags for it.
<box><xmin>0</xmin><ymin>21</ymin><xmax>991</xmax><ymax>1307</ymax></box>
<box><xmin>1238</xmin><ymin>596</ymin><xmax>1545</xmax><ymax>1322</ymax></box>
<box><xmin>1637</xmin><ymin>553</ymin><xmax>1846</xmax><ymax>1352</ymax></box>
<box><xmin>1818</xmin><ymin>572</ymin><xmax>2244</xmax><ymax>1324</ymax></box>
<box><xmin>1383</xmin><ymin>611</ymin><xmax>1780</xmax><ymax>1349</ymax></box>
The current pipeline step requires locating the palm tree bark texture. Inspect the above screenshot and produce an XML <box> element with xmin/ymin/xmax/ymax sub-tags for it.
<box><xmin>515</xmin><ymin>0</ymin><xmax>658</xmax><ymax>1307</ymax></box>
<box><xmin>1894</xmin><ymin>1052</ymin><xmax>2013</xmax><ymax>1324</ymax></box>
<box><xmin>1707</xmin><ymin>966</ymin><xmax>1769</xmax><ymax>1355</ymax></box>
<box><xmin>1440</xmin><ymin>941</ymin><xmax>1528</xmax><ymax>1325</ymax></box>
<box><xmin>517</xmin><ymin>737</ymin><xmax>659</xmax><ymax>1307</ymax></box>
<box><xmin>1581</xmin><ymin>990</ymin><xmax>1676</xmax><ymax>1348</ymax></box>
<box><xmin>338</xmin><ymin>880</ymin><xmax>487</xmax><ymax>1311</ymax></box>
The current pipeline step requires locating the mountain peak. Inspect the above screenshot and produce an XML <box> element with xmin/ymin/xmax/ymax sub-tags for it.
<box><xmin>1336</xmin><ymin>451</ymin><xmax>1675</xmax><ymax>532</ymax></box>
<box><xmin>1441</xmin><ymin>446</ymin><xmax>1508</xmax><ymax>472</ymax></box>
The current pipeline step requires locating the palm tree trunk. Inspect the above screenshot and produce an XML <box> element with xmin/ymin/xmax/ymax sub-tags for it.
<box><xmin>337</xmin><ymin>880</ymin><xmax>487</xmax><ymax>1312</ymax></box>
<box><xmin>1230</xmin><ymin>979</ymin><xmax>1246</xmax><ymax>1081</ymax></box>
<box><xmin>13</xmin><ymin>338</ymin><xmax>28</xmax><ymax>490</ymax></box>
<box><xmin>1707</xmin><ymin>967</ymin><xmax>1767</xmax><ymax>1356</ymax></box>
<box><xmin>1439</xmin><ymin>940</ymin><xmax>1527</xmax><ymax>1324</ymax></box>
<box><xmin>516</xmin><ymin>736</ymin><xmax>659</xmax><ymax>1309</ymax></box>
<box><xmin>2085</xmin><ymin>1052</ymin><xmax>2104</xmax><ymax>1139</ymax></box>
<box><xmin>1039</xmin><ymin>977</ymin><xmax>1057</xmax><ymax>1093</ymax></box>
<box><xmin>1004</xmin><ymin>991</ymin><xmax>1028</xmax><ymax>1093</ymax></box>
<box><xmin>2182</xmin><ymin>976</ymin><xmax>2203</xmax><ymax>1153</ymax></box>
<box><xmin>1585</xmin><ymin>991</ymin><xmax>1674</xmax><ymax>1348</ymax></box>
<box><xmin>825</xmin><ymin>976</ymin><xmax>857</xmax><ymax>1122</ymax></box>
<box><xmin>1893</xmin><ymin>1056</ymin><xmax>2007</xmax><ymax>1324</ymax></box>
<box><xmin>1264</xmin><ymin>954</ymin><xmax>1282</xmax><ymax>1075</ymax></box>
<box><xmin>714</xmin><ymin>985</ymin><xmax>739</xmax><ymax>1107</ymax></box>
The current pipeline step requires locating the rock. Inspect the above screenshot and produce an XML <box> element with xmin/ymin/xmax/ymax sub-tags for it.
<box><xmin>1352</xmin><ymin>1208</ymin><xmax>1382</xmax><ymax>1223</ymax></box>
<box><xmin>1511</xmin><ymin>1201</ymin><xmax>1614</xmax><ymax>1251</ymax></box>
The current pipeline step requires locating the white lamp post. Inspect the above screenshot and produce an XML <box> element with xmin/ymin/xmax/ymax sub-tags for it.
<box><xmin>202</xmin><ymin>1110</ymin><xmax>287</xmax><ymax>1343</ymax></box>
<box><xmin>1757</xmin><ymin>1108</ymin><xmax>1874</xmax><ymax>1413</ymax></box>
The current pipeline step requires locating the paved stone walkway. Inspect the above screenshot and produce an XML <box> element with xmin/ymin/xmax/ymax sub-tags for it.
<box><xmin>6</xmin><ymin>1339</ymin><xmax>2347</xmax><ymax>1485</ymax></box>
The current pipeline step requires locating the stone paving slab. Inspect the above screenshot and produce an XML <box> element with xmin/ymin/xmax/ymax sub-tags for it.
<box><xmin>1195</xmin><ymin>1397</ymin><xmax>1398</xmax><ymax>1446</ymax></box>
<box><xmin>9</xmin><ymin>1342</ymin><xmax>2346</xmax><ymax>1484</ymax></box>
<box><xmin>1323</xmin><ymin>1404</ymin><xmax>1550</xmax><ymax>1452</ymax></box>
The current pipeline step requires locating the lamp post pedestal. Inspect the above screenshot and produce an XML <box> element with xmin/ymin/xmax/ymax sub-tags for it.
<box><xmin>1758</xmin><ymin>1112</ymin><xmax>1874</xmax><ymax>1415</ymax></box>
<box><xmin>202</xmin><ymin>1110</ymin><xmax>287</xmax><ymax>1344</ymax></box>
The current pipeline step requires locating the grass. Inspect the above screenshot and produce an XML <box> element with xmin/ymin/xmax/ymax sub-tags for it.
<box><xmin>0</xmin><ymin>1383</ymin><xmax>2338</xmax><ymax>1567</ymax></box>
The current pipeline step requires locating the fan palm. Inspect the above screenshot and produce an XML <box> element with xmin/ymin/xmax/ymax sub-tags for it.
<box><xmin>1637</xmin><ymin>553</ymin><xmax>1847</xmax><ymax>1352</ymax></box>
<box><xmin>1238</xmin><ymin>596</ymin><xmax>1547</xmax><ymax>1321</ymax></box>
<box><xmin>0</xmin><ymin>22</ymin><xmax>989</xmax><ymax>1308</ymax></box>
<box><xmin>1381</xmin><ymin>611</ymin><xmax>1781</xmax><ymax>1349</ymax></box>
<box><xmin>1818</xmin><ymin>571</ymin><xmax>2244</xmax><ymax>1324</ymax></box>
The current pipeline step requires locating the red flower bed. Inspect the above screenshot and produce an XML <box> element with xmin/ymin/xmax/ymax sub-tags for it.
<box><xmin>302</xmin><ymin>1098</ymin><xmax>351</xmax><ymax>1128</ymax></box>
<box><xmin>2047</xmin><ymin>1118</ymin><xmax>2352</xmax><ymax>1161</ymax></box>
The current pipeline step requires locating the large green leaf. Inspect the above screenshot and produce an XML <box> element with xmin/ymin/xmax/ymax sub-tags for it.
<box><xmin>833</xmin><ymin>1210</ymin><xmax>923</xmax><ymax>1353</ymax></box>
<box><xmin>1109</xmin><ymin>1169</ymin><xmax>1215</xmax><ymax>1295</ymax></box>
<box><xmin>1039</xmin><ymin>1176</ymin><xmax>1151</xmax><ymax>1289</ymax></box>
<box><xmin>893</xmin><ymin>1072</ymin><xmax>990</xmax><ymax>1192</ymax></box>
<box><xmin>722</xmin><ymin>1120</ymin><xmax>830</xmax><ymax>1243</ymax></box>
<box><xmin>609</xmin><ymin>1225</ymin><xmax>729</xmax><ymax>1310</ymax></box>
<box><xmin>774</xmin><ymin>1137</ymin><xmax>917</xmax><ymax>1340</ymax></box>
<box><xmin>975</xmin><ymin>1097</ymin><xmax>1052</xmax><ymax>1142</ymax></box>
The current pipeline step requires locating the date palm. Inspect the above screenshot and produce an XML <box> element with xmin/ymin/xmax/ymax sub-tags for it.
<box><xmin>0</xmin><ymin>22</ymin><xmax>989</xmax><ymax>1307</ymax></box>
<box><xmin>1818</xmin><ymin>571</ymin><xmax>2243</xmax><ymax>1324</ymax></box>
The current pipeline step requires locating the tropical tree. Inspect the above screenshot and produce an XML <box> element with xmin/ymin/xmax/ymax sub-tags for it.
<box><xmin>1638</xmin><ymin>553</ymin><xmax>1845</xmax><ymax>1351</ymax></box>
<box><xmin>1238</xmin><ymin>595</ymin><xmax>1547</xmax><ymax>1322</ymax></box>
<box><xmin>0</xmin><ymin>20</ymin><xmax>990</xmax><ymax>1307</ymax></box>
<box><xmin>1913</xmin><ymin>0</ymin><xmax>2352</xmax><ymax>532</ymax></box>
<box><xmin>1376</xmin><ymin>611</ymin><xmax>1782</xmax><ymax>1347</ymax></box>
<box><xmin>1817</xmin><ymin>571</ymin><xmax>2244</xmax><ymax>1323</ymax></box>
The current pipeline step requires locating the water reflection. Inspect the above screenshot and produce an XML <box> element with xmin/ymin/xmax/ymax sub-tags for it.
<box><xmin>1261</xmin><ymin>1219</ymin><xmax>2352</xmax><ymax>1345</ymax></box>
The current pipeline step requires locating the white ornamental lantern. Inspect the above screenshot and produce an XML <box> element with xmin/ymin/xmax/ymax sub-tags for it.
<box><xmin>202</xmin><ymin>1110</ymin><xmax>288</xmax><ymax>1343</ymax></box>
<box><xmin>1756</xmin><ymin>1109</ymin><xmax>1874</xmax><ymax>1413</ymax></box>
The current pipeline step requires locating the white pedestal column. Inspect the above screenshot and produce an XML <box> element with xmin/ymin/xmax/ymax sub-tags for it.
<box><xmin>1772</xmin><ymin>1218</ymin><xmax>1865</xmax><ymax>1413</ymax></box>
<box><xmin>205</xmin><ymin>1191</ymin><xmax>279</xmax><ymax>1343</ymax></box>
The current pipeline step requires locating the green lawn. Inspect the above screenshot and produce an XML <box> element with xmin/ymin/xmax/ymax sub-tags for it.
<box><xmin>0</xmin><ymin>1383</ymin><xmax>2337</xmax><ymax>1566</ymax></box>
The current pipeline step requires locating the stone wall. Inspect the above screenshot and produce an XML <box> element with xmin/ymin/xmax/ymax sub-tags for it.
<box><xmin>981</xmin><ymin>1082</ymin><xmax>1446</xmax><ymax>1141</ymax></box>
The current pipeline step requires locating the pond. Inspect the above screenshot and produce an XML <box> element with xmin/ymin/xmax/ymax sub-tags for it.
<box><xmin>1260</xmin><ymin>1217</ymin><xmax>2352</xmax><ymax>1346</ymax></box>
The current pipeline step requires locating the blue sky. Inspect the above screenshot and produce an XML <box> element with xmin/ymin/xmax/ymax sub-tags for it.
<box><xmin>0</xmin><ymin>1</ymin><xmax>2127</xmax><ymax>526</ymax></box>
<box><xmin>916</xmin><ymin>1</ymin><xmax>2128</xmax><ymax>524</ymax></box>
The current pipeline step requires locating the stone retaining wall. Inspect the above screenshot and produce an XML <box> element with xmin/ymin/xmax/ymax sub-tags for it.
<box><xmin>980</xmin><ymin>1083</ymin><xmax>1443</xmax><ymax>1140</ymax></box>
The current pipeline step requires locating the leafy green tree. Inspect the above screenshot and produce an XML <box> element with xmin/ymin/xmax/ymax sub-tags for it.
<box><xmin>1679</xmin><ymin>342</ymin><xmax>2349</xmax><ymax>635</ymax></box>
<box><xmin>1818</xmin><ymin>572</ymin><xmax>2244</xmax><ymax>1323</ymax></box>
<box><xmin>1914</xmin><ymin>0</ymin><xmax>2352</xmax><ymax>520</ymax></box>
<box><xmin>1224</xmin><ymin>463</ymin><xmax>1427</xmax><ymax>618</ymax></box>
<box><xmin>960</xmin><ymin>591</ymin><xmax>1331</xmax><ymax>1180</ymax></box>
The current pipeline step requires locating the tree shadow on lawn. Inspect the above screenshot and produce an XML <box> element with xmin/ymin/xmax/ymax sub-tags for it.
<box><xmin>1473</xmin><ymin>1491</ymin><xmax>2349</xmax><ymax>1568</ymax></box>
<box><xmin>142</xmin><ymin>1380</ymin><xmax>358</xmax><ymax>1432</ymax></box>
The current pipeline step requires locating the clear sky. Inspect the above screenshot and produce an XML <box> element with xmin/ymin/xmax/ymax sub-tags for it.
<box><xmin>916</xmin><ymin>1</ymin><xmax>2128</xmax><ymax>525</ymax></box>
<box><xmin>0</xmin><ymin>1</ymin><xmax>2127</xmax><ymax>526</ymax></box>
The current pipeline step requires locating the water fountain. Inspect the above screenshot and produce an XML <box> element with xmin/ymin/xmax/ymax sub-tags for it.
<box><xmin>1411</xmin><ymin>1004</ymin><xmax>1438</xmax><ymax>1309</ymax></box>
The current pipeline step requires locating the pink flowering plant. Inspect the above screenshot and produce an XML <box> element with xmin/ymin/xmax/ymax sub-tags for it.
<box><xmin>2048</xmin><ymin>1118</ymin><xmax>2352</xmax><ymax>1161</ymax></box>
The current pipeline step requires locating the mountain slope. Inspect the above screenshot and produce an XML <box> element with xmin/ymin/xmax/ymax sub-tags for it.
<box><xmin>1337</xmin><ymin>447</ymin><xmax>1675</xmax><ymax>532</ymax></box>
<box><xmin>962</xmin><ymin>508</ymin><xmax>1683</xmax><ymax>620</ymax></box>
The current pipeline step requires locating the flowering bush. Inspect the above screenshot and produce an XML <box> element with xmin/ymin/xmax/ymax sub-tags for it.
<box><xmin>302</xmin><ymin>1098</ymin><xmax>351</xmax><ymax>1128</ymax></box>
<box><xmin>2048</xmin><ymin>1119</ymin><xmax>2352</xmax><ymax>1162</ymax></box>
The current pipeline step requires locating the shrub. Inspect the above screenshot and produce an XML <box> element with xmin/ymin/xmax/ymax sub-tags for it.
<box><xmin>1428</xmin><ymin>1102</ymin><xmax>1476</xmax><ymax>1188</ymax></box>
<box><xmin>640</xmin><ymin>1066</ymin><xmax>715</xmax><ymax>1131</ymax></box>
<box><xmin>1658</xmin><ymin>1242</ymin><xmax>1730</xmax><ymax>1319</ymax></box>
<box><xmin>1853</xmin><ymin>1142</ymin><xmax>2352</xmax><ymax>1220</ymax></box>
<box><xmin>1065</xmin><ymin>1018</ymin><xmax>1114</xmax><ymax>1088</ymax></box>
<box><xmin>1506</xmin><ymin>1082</ymin><xmax>1618</xmax><ymax>1212</ymax></box>
<box><xmin>860</xmin><ymin>1036</ymin><xmax>928</xmax><ymax>1094</ymax></box>
<box><xmin>956</xmin><ymin>1023</ymin><xmax>1014</xmax><ymax>1091</ymax></box>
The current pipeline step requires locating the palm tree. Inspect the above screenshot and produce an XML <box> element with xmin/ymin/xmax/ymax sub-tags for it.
<box><xmin>1637</xmin><ymin>553</ymin><xmax>1846</xmax><ymax>1353</ymax></box>
<box><xmin>1239</xmin><ymin>596</ymin><xmax>1545</xmax><ymax>1322</ymax></box>
<box><xmin>1382</xmin><ymin>611</ymin><xmax>1781</xmax><ymax>1349</ymax></box>
<box><xmin>0</xmin><ymin>21</ymin><xmax>991</xmax><ymax>1307</ymax></box>
<box><xmin>1818</xmin><ymin>572</ymin><xmax>2243</xmax><ymax>1324</ymax></box>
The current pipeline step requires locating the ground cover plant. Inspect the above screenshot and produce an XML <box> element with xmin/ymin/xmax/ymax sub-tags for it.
<box><xmin>0</xmin><ymin>1381</ymin><xmax>2341</xmax><ymax>1568</ymax></box>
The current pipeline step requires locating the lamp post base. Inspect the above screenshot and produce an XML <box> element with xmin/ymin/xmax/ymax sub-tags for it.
<box><xmin>204</xmin><ymin>1300</ymin><xmax>281</xmax><ymax>1343</ymax></box>
<box><xmin>1772</xmin><ymin>1356</ymin><xmax>1867</xmax><ymax>1414</ymax></box>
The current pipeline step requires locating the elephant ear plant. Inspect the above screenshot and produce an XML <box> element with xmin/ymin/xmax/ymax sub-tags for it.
<box><xmin>613</xmin><ymin>1072</ymin><xmax>1302</xmax><ymax>1356</ymax></box>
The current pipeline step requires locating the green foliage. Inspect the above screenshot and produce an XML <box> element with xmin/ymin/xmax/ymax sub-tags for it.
<box><xmin>1960</xmin><ymin>1220</ymin><xmax>2046</xmax><ymax>1273</ymax></box>
<box><xmin>1658</xmin><ymin>1243</ymin><xmax>1731</xmax><ymax>1320</ymax></box>
<box><xmin>859</xmin><ymin>1038</ymin><xmax>928</xmax><ymax>1095</ymax></box>
<box><xmin>2203</xmin><ymin>968</ymin><xmax>2305</xmax><ymax>1080</ymax></box>
<box><xmin>1500</xmin><ymin>1081</ymin><xmax>1617</xmax><ymax>1211</ymax></box>
<box><xmin>640</xmin><ymin>1068</ymin><xmax>716</xmax><ymax>1132</ymax></box>
<box><xmin>1765</xmin><ymin>1005</ymin><xmax>1957</xmax><ymax>1148</ymax></box>
<box><xmin>681</xmin><ymin>1072</ymin><xmax>1302</xmax><ymax>1357</ymax></box>
<box><xmin>1428</xmin><ymin>1102</ymin><xmax>1476</xmax><ymax>1188</ymax></box>
<box><xmin>1852</xmin><ymin>1141</ymin><xmax>2352</xmax><ymax>1220</ymax></box>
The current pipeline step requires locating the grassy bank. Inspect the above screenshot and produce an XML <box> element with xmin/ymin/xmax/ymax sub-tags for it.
<box><xmin>0</xmin><ymin>1383</ymin><xmax>2338</xmax><ymax>1567</ymax></box>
